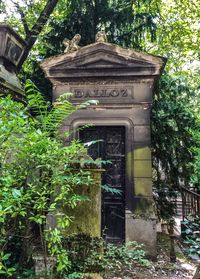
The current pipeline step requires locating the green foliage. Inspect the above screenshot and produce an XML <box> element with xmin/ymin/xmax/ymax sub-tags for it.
<box><xmin>190</xmin><ymin>127</ymin><xmax>200</xmax><ymax>187</ymax></box>
<box><xmin>62</xmin><ymin>234</ymin><xmax>149</xmax><ymax>276</ymax></box>
<box><xmin>101</xmin><ymin>241</ymin><xmax>149</xmax><ymax>270</ymax></box>
<box><xmin>133</xmin><ymin>0</ymin><xmax>200</xmax><ymax>70</ymax></box>
<box><xmin>47</xmin><ymin>0</ymin><xmax>157</xmax><ymax>49</ymax></box>
<box><xmin>152</xmin><ymin>73</ymin><xmax>200</xmax><ymax>219</ymax></box>
<box><xmin>64</xmin><ymin>272</ymin><xmax>83</xmax><ymax>279</ymax></box>
<box><xmin>15</xmin><ymin>0</ymin><xmax>159</xmax><ymax>95</ymax></box>
<box><xmin>3</xmin><ymin>0</ymin><xmax>199</xmax><ymax>71</ymax></box>
<box><xmin>182</xmin><ymin>217</ymin><xmax>200</xmax><ymax>258</ymax></box>
<box><xmin>1</xmin><ymin>0</ymin><xmax>49</xmax><ymax>37</ymax></box>
<box><xmin>15</xmin><ymin>269</ymin><xmax>36</xmax><ymax>279</ymax></box>
<box><xmin>0</xmin><ymin>252</ymin><xmax>16</xmax><ymax>277</ymax></box>
<box><xmin>101</xmin><ymin>184</ymin><xmax>122</xmax><ymax>196</ymax></box>
<box><xmin>0</xmin><ymin>82</ymin><xmax>96</xmax><ymax>277</ymax></box>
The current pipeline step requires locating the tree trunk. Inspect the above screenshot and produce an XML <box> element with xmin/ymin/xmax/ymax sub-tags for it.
<box><xmin>18</xmin><ymin>0</ymin><xmax>59</xmax><ymax>70</ymax></box>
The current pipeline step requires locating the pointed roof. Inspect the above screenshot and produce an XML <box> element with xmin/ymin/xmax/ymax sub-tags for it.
<box><xmin>40</xmin><ymin>42</ymin><xmax>166</xmax><ymax>82</ymax></box>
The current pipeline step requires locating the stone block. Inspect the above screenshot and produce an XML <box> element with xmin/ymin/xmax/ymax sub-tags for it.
<box><xmin>134</xmin><ymin>160</ymin><xmax>152</xmax><ymax>178</ymax></box>
<box><xmin>32</xmin><ymin>255</ymin><xmax>56</xmax><ymax>277</ymax></box>
<box><xmin>132</xmin><ymin>196</ymin><xmax>154</xmax><ymax>216</ymax></box>
<box><xmin>134</xmin><ymin>82</ymin><xmax>153</xmax><ymax>103</ymax></box>
<box><xmin>64</xmin><ymin>169</ymin><xmax>102</xmax><ymax>237</ymax></box>
<box><xmin>126</xmin><ymin>216</ymin><xmax>157</xmax><ymax>258</ymax></box>
<box><xmin>133</xmin><ymin>106</ymin><xmax>150</xmax><ymax>125</ymax></box>
<box><xmin>134</xmin><ymin>145</ymin><xmax>151</xmax><ymax>160</ymax></box>
<box><xmin>134</xmin><ymin>178</ymin><xmax>152</xmax><ymax>196</ymax></box>
<box><xmin>134</xmin><ymin>126</ymin><xmax>150</xmax><ymax>142</ymax></box>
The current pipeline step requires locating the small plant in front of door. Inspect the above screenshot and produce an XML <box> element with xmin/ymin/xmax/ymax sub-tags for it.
<box><xmin>62</xmin><ymin>233</ymin><xmax>149</xmax><ymax>278</ymax></box>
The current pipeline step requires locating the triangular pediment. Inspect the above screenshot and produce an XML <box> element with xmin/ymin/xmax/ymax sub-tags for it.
<box><xmin>41</xmin><ymin>42</ymin><xmax>166</xmax><ymax>81</ymax></box>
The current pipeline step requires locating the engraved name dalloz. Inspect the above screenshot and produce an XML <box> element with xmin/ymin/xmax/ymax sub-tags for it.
<box><xmin>72</xmin><ymin>88</ymin><xmax>133</xmax><ymax>98</ymax></box>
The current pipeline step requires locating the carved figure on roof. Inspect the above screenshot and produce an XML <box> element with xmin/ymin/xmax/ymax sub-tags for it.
<box><xmin>95</xmin><ymin>31</ymin><xmax>108</xmax><ymax>43</ymax></box>
<box><xmin>63</xmin><ymin>34</ymin><xmax>81</xmax><ymax>53</ymax></box>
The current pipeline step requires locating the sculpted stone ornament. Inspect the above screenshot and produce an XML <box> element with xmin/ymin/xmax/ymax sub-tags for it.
<box><xmin>63</xmin><ymin>34</ymin><xmax>81</xmax><ymax>53</ymax></box>
<box><xmin>95</xmin><ymin>31</ymin><xmax>108</xmax><ymax>43</ymax></box>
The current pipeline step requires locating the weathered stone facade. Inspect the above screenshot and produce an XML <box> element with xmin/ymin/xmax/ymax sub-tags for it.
<box><xmin>0</xmin><ymin>24</ymin><xmax>26</xmax><ymax>100</ymax></box>
<box><xmin>41</xmin><ymin>40</ymin><xmax>166</xmax><ymax>256</ymax></box>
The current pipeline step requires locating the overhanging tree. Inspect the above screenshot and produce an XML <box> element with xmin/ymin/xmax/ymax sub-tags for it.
<box><xmin>2</xmin><ymin>0</ymin><xmax>59</xmax><ymax>70</ymax></box>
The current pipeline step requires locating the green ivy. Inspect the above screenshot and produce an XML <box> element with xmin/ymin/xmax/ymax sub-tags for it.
<box><xmin>182</xmin><ymin>217</ymin><xmax>200</xmax><ymax>258</ymax></box>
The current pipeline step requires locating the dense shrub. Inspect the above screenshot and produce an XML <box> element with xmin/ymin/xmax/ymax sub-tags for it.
<box><xmin>0</xmin><ymin>82</ymin><xmax>97</xmax><ymax>277</ymax></box>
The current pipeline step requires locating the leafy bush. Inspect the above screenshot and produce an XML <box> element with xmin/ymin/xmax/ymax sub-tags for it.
<box><xmin>182</xmin><ymin>217</ymin><xmax>200</xmax><ymax>258</ymax></box>
<box><xmin>63</xmin><ymin>234</ymin><xmax>149</xmax><ymax>276</ymax></box>
<box><xmin>190</xmin><ymin>128</ymin><xmax>200</xmax><ymax>187</ymax></box>
<box><xmin>64</xmin><ymin>272</ymin><xmax>84</xmax><ymax>279</ymax></box>
<box><xmin>0</xmin><ymin>81</ymin><xmax>97</xmax><ymax>277</ymax></box>
<box><xmin>152</xmin><ymin>74</ymin><xmax>200</xmax><ymax>220</ymax></box>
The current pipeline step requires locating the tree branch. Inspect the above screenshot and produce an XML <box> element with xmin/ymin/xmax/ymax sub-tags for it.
<box><xmin>18</xmin><ymin>0</ymin><xmax>59</xmax><ymax>70</ymax></box>
<box><xmin>12</xmin><ymin>1</ymin><xmax>31</xmax><ymax>38</ymax></box>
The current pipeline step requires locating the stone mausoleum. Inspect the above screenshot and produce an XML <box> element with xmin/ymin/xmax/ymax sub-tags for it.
<box><xmin>41</xmin><ymin>32</ymin><xmax>166</xmax><ymax>256</ymax></box>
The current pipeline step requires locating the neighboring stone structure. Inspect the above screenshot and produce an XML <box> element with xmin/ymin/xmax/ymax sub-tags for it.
<box><xmin>46</xmin><ymin>168</ymin><xmax>103</xmax><ymax>237</ymax></box>
<box><xmin>64</xmin><ymin>169</ymin><xmax>103</xmax><ymax>237</ymax></box>
<box><xmin>41</xmin><ymin>35</ymin><xmax>166</xmax><ymax>257</ymax></box>
<box><xmin>0</xmin><ymin>24</ymin><xmax>26</xmax><ymax>101</ymax></box>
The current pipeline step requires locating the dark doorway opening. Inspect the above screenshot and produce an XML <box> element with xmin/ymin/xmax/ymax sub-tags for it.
<box><xmin>79</xmin><ymin>126</ymin><xmax>125</xmax><ymax>243</ymax></box>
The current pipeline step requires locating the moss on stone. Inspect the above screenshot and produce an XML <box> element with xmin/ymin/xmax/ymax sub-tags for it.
<box><xmin>134</xmin><ymin>178</ymin><xmax>152</xmax><ymax>196</ymax></box>
<box><xmin>134</xmin><ymin>160</ymin><xmax>152</xmax><ymax>178</ymax></box>
<box><xmin>132</xmin><ymin>197</ymin><xmax>155</xmax><ymax>219</ymax></box>
<box><xmin>134</xmin><ymin>146</ymin><xmax>151</xmax><ymax>160</ymax></box>
<box><xmin>64</xmin><ymin>170</ymin><xmax>102</xmax><ymax>237</ymax></box>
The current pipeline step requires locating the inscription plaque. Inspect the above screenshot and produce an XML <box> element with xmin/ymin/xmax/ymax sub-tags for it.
<box><xmin>70</xmin><ymin>85</ymin><xmax>134</xmax><ymax>104</ymax></box>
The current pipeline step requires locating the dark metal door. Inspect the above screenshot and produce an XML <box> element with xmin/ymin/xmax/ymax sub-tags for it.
<box><xmin>79</xmin><ymin>126</ymin><xmax>125</xmax><ymax>243</ymax></box>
